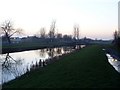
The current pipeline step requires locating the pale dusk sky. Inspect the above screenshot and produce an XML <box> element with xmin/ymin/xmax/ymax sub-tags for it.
<box><xmin>0</xmin><ymin>0</ymin><xmax>119</xmax><ymax>40</ymax></box>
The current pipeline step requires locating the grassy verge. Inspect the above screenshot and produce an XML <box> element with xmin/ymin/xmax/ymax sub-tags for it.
<box><xmin>2</xmin><ymin>42</ymin><xmax>76</xmax><ymax>54</ymax></box>
<box><xmin>3</xmin><ymin>45</ymin><xmax>120</xmax><ymax>88</ymax></box>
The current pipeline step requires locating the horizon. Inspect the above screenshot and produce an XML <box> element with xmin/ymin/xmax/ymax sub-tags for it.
<box><xmin>0</xmin><ymin>0</ymin><xmax>120</xmax><ymax>40</ymax></box>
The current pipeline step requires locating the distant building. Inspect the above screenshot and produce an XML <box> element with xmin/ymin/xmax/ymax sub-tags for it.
<box><xmin>118</xmin><ymin>1</ymin><xmax>120</xmax><ymax>36</ymax></box>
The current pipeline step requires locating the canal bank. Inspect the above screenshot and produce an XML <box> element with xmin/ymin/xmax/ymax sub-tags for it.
<box><xmin>2</xmin><ymin>42</ymin><xmax>82</xmax><ymax>54</ymax></box>
<box><xmin>1</xmin><ymin>45</ymin><xmax>83</xmax><ymax>84</ymax></box>
<box><xmin>3</xmin><ymin>45</ymin><xmax>120</xmax><ymax>88</ymax></box>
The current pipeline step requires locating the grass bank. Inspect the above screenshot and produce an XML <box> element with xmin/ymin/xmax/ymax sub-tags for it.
<box><xmin>2</xmin><ymin>42</ymin><xmax>76</xmax><ymax>54</ymax></box>
<box><xmin>3</xmin><ymin>45</ymin><xmax>120</xmax><ymax>88</ymax></box>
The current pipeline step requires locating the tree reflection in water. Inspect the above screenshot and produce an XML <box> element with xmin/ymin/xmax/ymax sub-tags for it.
<box><xmin>47</xmin><ymin>48</ymin><xmax>64</xmax><ymax>58</ymax></box>
<box><xmin>36</xmin><ymin>49</ymin><xmax>47</xmax><ymax>59</ymax></box>
<box><xmin>0</xmin><ymin>53</ymin><xmax>24</xmax><ymax>84</ymax></box>
<box><xmin>56</xmin><ymin>48</ymin><xmax>63</xmax><ymax>55</ymax></box>
<box><xmin>31</xmin><ymin>48</ymin><xmax>65</xmax><ymax>70</ymax></box>
<box><xmin>48</xmin><ymin>48</ymin><xmax>55</xmax><ymax>58</ymax></box>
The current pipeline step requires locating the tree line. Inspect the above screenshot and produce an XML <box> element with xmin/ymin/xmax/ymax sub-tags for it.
<box><xmin>0</xmin><ymin>20</ymin><xmax>80</xmax><ymax>44</ymax></box>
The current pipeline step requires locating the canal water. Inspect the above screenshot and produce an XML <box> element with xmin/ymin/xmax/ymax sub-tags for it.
<box><xmin>0</xmin><ymin>45</ymin><xmax>85</xmax><ymax>84</ymax></box>
<box><xmin>103</xmin><ymin>49</ymin><xmax>120</xmax><ymax>73</ymax></box>
<box><xmin>106</xmin><ymin>53</ymin><xmax>120</xmax><ymax>73</ymax></box>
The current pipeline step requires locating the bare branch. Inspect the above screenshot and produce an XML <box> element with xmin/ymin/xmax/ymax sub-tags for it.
<box><xmin>40</xmin><ymin>27</ymin><xmax>46</xmax><ymax>38</ymax></box>
<box><xmin>1</xmin><ymin>20</ymin><xmax>23</xmax><ymax>43</ymax></box>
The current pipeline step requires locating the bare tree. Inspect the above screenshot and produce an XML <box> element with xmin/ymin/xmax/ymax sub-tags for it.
<box><xmin>0</xmin><ymin>20</ymin><xmax>23</xmax><ymax>44</ymax></box>
<box><xmin>73</xmin><ymin>24</ymin><xmax>79</xmax><ymax>40</ymax></box>
<box><xmin>113</xmin><ymin>30</ymin><xmax>120</xmax><ymax>46</ymax></box>
<box><xmin>114</xmin><ymin>30</ymin><xmax>118</xmax><ymax>41</ymax></box>
<box><xmin>48</xmin><ymin>20</ymin><xmax>56</xmax><ymax>39</ymax></box>
<box><xmin>73</xmin><ymin>26</ymin><xmax>76</xmax><ymax>39</ymax></box>
<box><xmin>76</xmin><ymin>27</ymin><xmax>79</xmax><ymax>40</ymax></box>
<box><xmin>40</xmin><ymin>27</ymin><xmax>46</xmax><ymax>38</ymax></box>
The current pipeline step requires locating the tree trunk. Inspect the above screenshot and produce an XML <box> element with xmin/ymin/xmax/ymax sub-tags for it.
<box><xmin>5</xmin><ymin>33</ymin><xmax>11</xmax><ymax>44</ymax></box>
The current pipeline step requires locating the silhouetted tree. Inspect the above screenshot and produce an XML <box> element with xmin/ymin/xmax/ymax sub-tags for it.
<box><xmin>0</xmin><ymin>20</ymin><xmax>23</xmax><ymax>44</ymax></box>
<box><xmin>114</xmin><ymin>30</ymin><xmax>118</xmax><ymax>41</ymax></box>
<box><xmin>40</xmin><ymin>27</ymin><xmax>46</xmax><ymax>38</ymax></box>
<box><xmin>113</xmin><ymin>30</ymin><xmax>120</xmax><ymax>47</ymax></box>
<box><xmin>48</xmin><ymin>20</ymin><xmax>56</xmax><ymax>41</ymax></box>
<box><xmin>73</xmin><ymin>24</ymin><xmax>79</xmax><ymax>40</ymax></box>
<box><xmin>56</xmin><ymin>33</ymin><xmax>62</xmax><ymax>39</ymax></box>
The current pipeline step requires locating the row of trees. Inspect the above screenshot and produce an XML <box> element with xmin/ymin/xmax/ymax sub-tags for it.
<box><xmin>36</xmin><ymin>20</ymin><xmax>80</xmax><ymax>40</ymax></box>
<box><xmin>0</xmin><ymin>20</ymin><xmax>80</xmax><ymax>44</ymax></box>
<box><xmin>36</xmin><ymin>21</ymin><xmax>56</xmax><ymax>40</ymax></box>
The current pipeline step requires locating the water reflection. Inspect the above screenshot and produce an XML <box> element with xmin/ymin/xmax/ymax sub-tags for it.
<box><xmin>0</xmin><ymin>45</ymin><xmax>85</xmax><ymax>84</ymax></box>
<box><xmin>35</xmin><ymin>49</ymin><xmax>49</xmax><ymax>60</ymax></box>
<box><xmin>0</xmin><ymin>53</ymin><xmax>24</xmax><ymax>83</ymax></box>
<box><xmin>106</xmin><ymin>53</ymin><xmax>120</xmax><ymax>73</ymax></box>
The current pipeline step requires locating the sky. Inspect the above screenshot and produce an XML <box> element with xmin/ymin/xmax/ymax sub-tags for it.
<box><xmin>0</xmin><ymin>0</ymin><xmax>119</xmax><ymax>40</ymax></box>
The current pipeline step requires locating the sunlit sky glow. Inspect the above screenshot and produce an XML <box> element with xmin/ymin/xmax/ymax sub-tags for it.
<box><xmin>0</xmin><ymin>0</ymin><xmax>119</xmax><ymax>40</ymax></box>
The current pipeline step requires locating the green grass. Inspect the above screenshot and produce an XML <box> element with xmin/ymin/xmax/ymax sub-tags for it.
<box><xmin>3</xmin><ymin>42</ymin><xmax>48</xmax><ymax>48</ymax></box>
<box><xmin>2</xmin><ymin>42</ymin><xmax>73</xmax><ymax>54</ymax></box>
<box><xmin>3</xmin><ymin>45</ymin><xmax>120</xmax><ymax>88</ymax></box>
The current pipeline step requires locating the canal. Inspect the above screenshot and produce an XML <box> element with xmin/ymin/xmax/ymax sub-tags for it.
<box><xmin>0</xmin><ymin>45</ymin><xmax>85</xmax><ymax>84</ymax></box>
